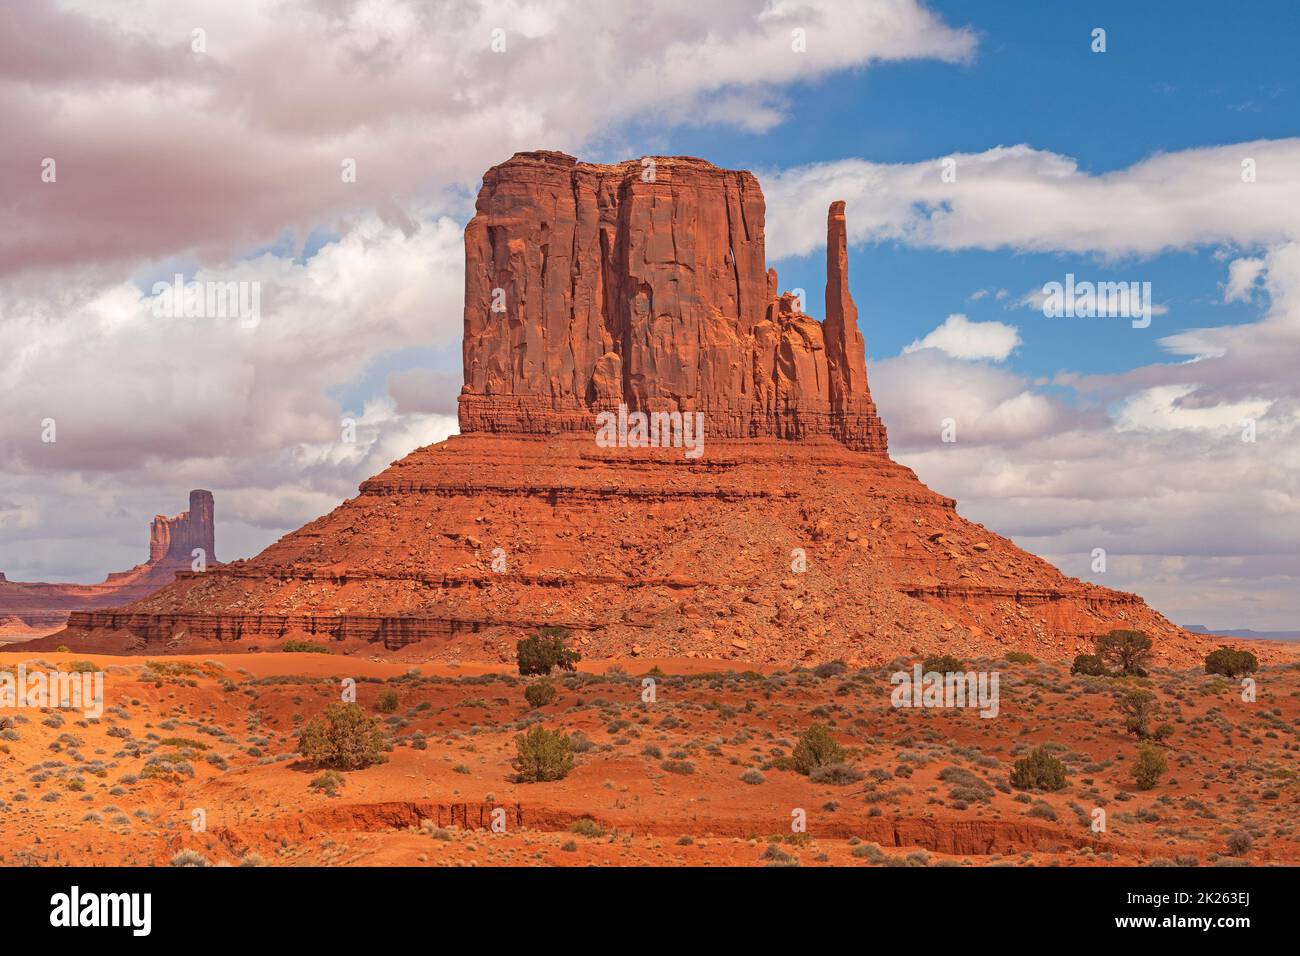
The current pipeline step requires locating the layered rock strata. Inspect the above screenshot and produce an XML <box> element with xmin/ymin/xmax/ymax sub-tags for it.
<box><xmin>44</xmin><ymin>153</ymin><xmax>1209</xmax><ymax>666</ymax></box>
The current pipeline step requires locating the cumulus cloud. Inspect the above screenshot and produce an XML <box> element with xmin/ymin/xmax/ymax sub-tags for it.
<box><xmin>874</xmin><ymin>245</ymin><xmax>1300</xmax><ymax>630</ymax></box>
<box><xmin>763</xmin><ymin>139</ymin><xmax>1300</xmax><ymax>260</ymax></box>
<box><xmin>903</xmin><ymin>313</ymin><xmax>1021</xmax><ymax>361</ymax></box>
<box><xmin>1</xmin><ymin>0</ymin><xmax>975</xmax><ymax>277</ymax></box>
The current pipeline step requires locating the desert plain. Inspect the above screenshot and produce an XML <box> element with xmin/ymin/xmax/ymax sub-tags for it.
<box><xmin>2</xmin><ymin>638</ymin><xmax>1296</xmax><ymax>868</ymax></box>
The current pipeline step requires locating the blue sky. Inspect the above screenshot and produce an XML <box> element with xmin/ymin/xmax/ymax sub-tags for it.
<box><xmin>635</xmin><ymin>0</ymin><xmax>1298</xmax><ymax>377</ymax></box>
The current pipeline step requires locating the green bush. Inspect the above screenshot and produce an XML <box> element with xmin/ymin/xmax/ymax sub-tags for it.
<box><xmin>1094</xmin><ymin>629</ymin><xmax>1152</xmax><ymax>676</ymax></box>
<box><xmin>512</xmin><ymin>725</ymin><xmax>575</xmax><ymax>783</ymax></box>
<box><xmin>374</xmin><ymin>690</ymin><xmax>399</xmax><ymax>714</ymax></box>
<box><xmin>516</xmin><ymin>627</ymin><xmax>581</xmax><ymax>676</ymax></box>
<box><xmin>1119</xmin><ymin>689</ymin><xmax>1157</xmax><ymax>739</ymax></box>
<box><xmin>1071</xmin><ymin>653</ymin><xmax>1108</xmax><ymax>676</ymax></box>
<box><xmin>297</xmin><ymin>702</ymin><xmax>387</xmax><ymax>770</ymax></box>
<box><xmin>922</xmin><ymin>654</ymin><xmax>964</xmax><ymax>674</ymax></box>
<box><xmin>1133</xmin><ymin>745</ymin><xmax>1167</xmax><ymax>790</ymax></box>
<box><xmin>1204</xmin><ymin>647</ymin><xmax>1259</xmax><ymax>679</ymax></box>
<box><xmin>1009</xmin><ymin>745</ymin><xmax>1067</xmax><ymax>792</ymax></box>
<box><xmin>282</xmin><ymin>639</ymin><xmax>332</xmax><ymax>654</ymax></box>
<box><xmin>792</xmin><ymin>723</ymin><xmax>844</xmax><ymax>775</ymax></box>
<box><xmin>1004</xmin><ymin>651</ymin><xmax>1036</xmax><ymax>664</ymax></box>
<box><xmin>524</xmin><ymin>681</ymin><xmax>557</xmax><ymax>708</ymax></box>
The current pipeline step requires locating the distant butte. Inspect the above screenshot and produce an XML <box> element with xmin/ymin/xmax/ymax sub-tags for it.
<box><xmin>44</xmin><ymin>154</ymin><xmax>1220</xmax><ymax>666</ymax></box>
<box><xmin>0</xmin><ymin>490</ymin><xmax>216</xmax><ymax>642</ymax></box>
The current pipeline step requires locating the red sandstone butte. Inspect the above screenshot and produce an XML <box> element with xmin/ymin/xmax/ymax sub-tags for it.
<box><xmin>459</xmin><ymin>151</ymin><xmax>888</xmax><ymax>450</ymax></box>
<box><xmin>45</xmin><ymin>153</ymin><xmax>1224</xmax><ymax>667</ymax></box>
<box><xmin>0</xmin><ymin>490</ymin><xmax>216</xmax><ymax>641</ymax></box>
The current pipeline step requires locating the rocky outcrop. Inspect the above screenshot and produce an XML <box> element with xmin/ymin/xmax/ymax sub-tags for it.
<box><xmin>458</xmin><ymin>151</ymin><xmax>888</xmax><ymax>452</ymax></box>
<box><xmin>149</xmin><ymin>490</ymin><xmax>217</xmax><ymax>563</ymax></box>
<box><xmin>0</xmin><ymin>490</ymin><xmax>218</xmax><ymax>640</ymax></box>
<box><xmin>43</xmin><ymin>153</ymin><xmax>1211</xmax><ymax>667</ymax></box>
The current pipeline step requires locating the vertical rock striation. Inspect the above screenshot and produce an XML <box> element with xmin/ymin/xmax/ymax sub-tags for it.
<box><xmin>459</xmin><ymin>151</ymin><xmax>888</xmax><ymax>452</ymax></box>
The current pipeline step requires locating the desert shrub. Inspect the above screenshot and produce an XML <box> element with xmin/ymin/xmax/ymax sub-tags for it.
<box><xmin>569</xmin><ymin>818</ymin><xmax>606</xmax><ymax>838</ymax></box>
<box><xmin>792</xmin><ymin>722</ymin><xmax>844</xmax><ymax>775</ymax></box>
<box><xmin>1133</xmin><ymin>745</ymin><xmax>1168</xmax><ymax>791</ymax></box>
<box><xmin>524</xmin><ymin>681</ymin><xmax>556</xmax><ymax>708</ymax></box>
<box><xmin>939</xmin><ymin>765</ymin><xmax>994</xmax><ymax>803</ymax></box>
<box><xmin>809</xmin><ymin>761</ymin><xmax>863</xmax><ymax>785</ymax></box>
<box><xmin>922</xmin><ymin>654</ymin><xmax>964</xmax><ymax>674</ymax></box>
<box><xmin>239</xmin><ymin>853</ymin><xmax>267</xmax><ymax>867</ymax></box>
<box><xmin>1010</xmin><ymin>746</ymin><xmax>1067</xmax><ymax>792</ymax></box>
<box><xmin>740</xmin><ymin>769</ymin><xmax>764</xmax><ymax>785</ymax></box>
<box><xmin>516</xmin><ymin>627</ymin><xmax>581</xmax><ymax>676</ymax></box>
<box><xmin>1004</xmin><ymin>651</ymin><xmax>1036</xmax><ymax>664</ymax></box>
<box><xmin>297</xmin><ymin>702</ymin><xmax>387</xmax><ymax>770</ymax></box>
<box><xmin>1119</xmin><ymin>689</ymin><xmax>1157</xmax><ymax>739</ymax></box>
<box><xmin>1026</xmin><ymin>800</ymin><xmax>1058</xmax><ymax>821</ymax></box>
<box><xmin>1226</xmin><ymin>830</ymin><xmax>1252</xmax><ymax>855</ymax></box>
<box><xmin>511</xmin><ymin>725</ymin><xmax>574</xmax><ymax>783</ymax></box>
<box><xmin>661</xmin><ymin>760</ymin><xmax>695</xmax><ymax>775</ymax></box>
<box><xmin>309</xmin><ymin>770</ymin><xmax>345</xmax><ymax>796</ymax></box>
<box><xmin>282</xmin><ymin>639</ymin><xmax>332</xmax><ymax>654</ymax></box>
<box><xmin>1095</xmin><ymin>629</ymin><xmax>1152</xmax><ymax>676</ymax></box>
<box><xmin>1204</xmin><ymin>647</ymin><xmax>1259</xmax><ymax>679</ymax></box>
<box><xmin>761</xmin><ymin>844</ymin><xmax>795</xmax><ymax>864</ymax></box>
<box><xmin>1153</xmin><ymin>723</ymin><xmax>1175</xmax><ymax>742</ymax></box>
<box><xmin>813</xmin><ymin>660</ymin><xmax>848</xmax><ymax>679</ymax></box>
<box><xmin>374</xmin><ymin>690</ymin><xmax>399</xmax><ymax>714</ymax></box>
<box><xmin>851</xmin><ymin>843</ymin><xmax>886</xmax><ymax>862</ymax></box>
<box><xmin>170</xmin><ymin>850</ymin><xmax>208</xmax><ymax>867</ymax></box>
<box><xmin>1071</xmin><ymin>653</ymin><xmax>1108</xmax><ymax>677</ymax></box>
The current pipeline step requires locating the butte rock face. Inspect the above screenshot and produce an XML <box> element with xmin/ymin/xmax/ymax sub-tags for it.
<box><xmin>51</xmin><ymin>154</ymin><xmax>1211</xmax><ymax>666</ymax></box>
<box><xmin>0</xmin><ymin>490</ymin><xmax>217</xmax><ymax>641</ymax></box>
<box><xmin>459</xmin><ymin>151</ymin><xmax>888</xmax><ymax>451</ymax></box>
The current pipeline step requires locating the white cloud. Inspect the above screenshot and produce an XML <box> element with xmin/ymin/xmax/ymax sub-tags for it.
<box><xmin>1223</xmin><ymin>256</ymin><xmax>1266</xmax><ymax>302</ymax></box>
<box><xmin>1114</xmin><ymin>384</ymin><xmax>1271</xmax><ymax>433</ymax></box>
<box><xmin>873</xmin><ymin>245</ymin><xmax>1300</xmax><ymax>630</ymax></box>
<box><xmin>1</xmin><ymin>0</ymin><xmax>975</xmax><ymax>276</ymax></box>
<box><xmin>903</xmin><ymin>313</ymin><xmax>1021</xmax><ymax>361</ymax></box>
<box><xmin>763</xmin><ymin>140</ymin><xmax>1300</xmax><ymax>260</ymax></box>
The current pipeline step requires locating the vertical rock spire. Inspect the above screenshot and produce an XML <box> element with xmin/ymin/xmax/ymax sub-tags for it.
<box><xmin>823</xmin><ymin>200</ymin><xmax>870</xmax><ymax>408</ymax></box>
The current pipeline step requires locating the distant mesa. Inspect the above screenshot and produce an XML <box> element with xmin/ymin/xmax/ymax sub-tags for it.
<box><xmin>39</xmin><ymin>153</ymin><xmax>1225</xmax><ymax>666</ymax></box>
<box><xmin>0</xmin><ymin>490</ymin><xmax>217</xmax><ymax>642</ymax></box>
